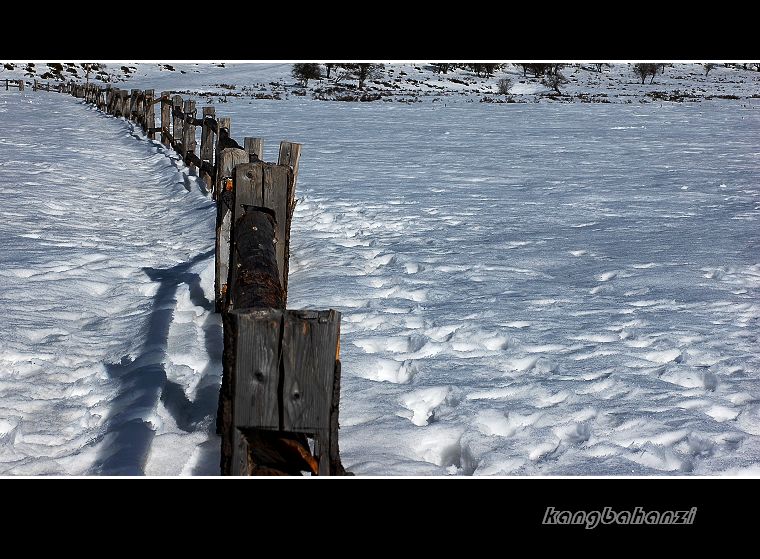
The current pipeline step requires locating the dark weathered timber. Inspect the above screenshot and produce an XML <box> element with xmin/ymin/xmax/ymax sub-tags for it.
<box><xmin>215</xmin><ymin>117</ymin><xmax>231</xmax><ymax>164</ymax></box>
<box><xmin>130</xmin><ymin>89</ymin><xmax>139</xmax><ymax>120</ymax></box>
<box><xmin>263</xmin><ymin>165</ymin><xmax>291</xmax><ymax>292</ymax></box>
<box><xmin>228</xmin><ymin>207</ymin><xmax>284</xmax><ymax>311</ymax></box>
<box><xmin>223</xmin><ymin>309</ymin><xmax>342</xmax><ymax>476</ymax></box>
<box><xmin>172</xmin><ymin>95</ymin><xmax>184</xmax><ymax>155</ymax></box>
<box><xmin>277</xmin><ymin>142</ymin><xmax>302</xmax><ymax>299</ymax></box>
<box><xmin>145</xmin><ymin>90</ymin><xmax>156</xmax><ymax>139</ymax></box>
<box><xmin>281</xmin><ymin>309</ymin><xmax>340</xmax><ymax>434</ymax></box>
<box><xmin>183</xmin><ymin>99</ymin><xmax>196</xmax><ymax>170</ymax></box>
<box><xmin>200</xmin><ymin>106</ymin><xmax>215</xmax><ymax>187</ymax></box>
<box><xmin>160</xmin><ymin>92</ymin><xmax>171</xmax><ymax>146</ymax></box>
<box><xmin>232</xmin><ymin>309</ymin><xmax>281</xmax><ymax>429</ymax></box>
<box><xmin>214</xmin><ymin>147</ymin><xmax>249</xmax><ymax>312</ymax></box>
<box><xmin>244</xmin><ymin>137</ymin><xmax>264</xmax><ymax>162</ymax></box>
<box><xmin>233</xmin><ymin>162</ymin><xmax>292</xmax><ymax>293</ymax></box>
<box><xmin>329</xmin><ymin>359</ymin><xmax>349</xmax><ymax>475</ymax></box>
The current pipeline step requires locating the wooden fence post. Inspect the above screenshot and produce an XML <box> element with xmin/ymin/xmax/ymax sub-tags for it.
<box><xmin>214</xmin><ymin>147</ymin><xmax>249</xmax><ymax>313</ymax></box>
<box><xmin>244</xmin><ymin>137</ymin><xmax>264</xmax><ymax>162</ymax></box>
<box><xmin>145</xmin><ymin>89</ymin><xmax>156</xmax><ymax>140</ymax></box>
<box><xmin>232</xmin><ymin>162</ymin><xmax>292</xmax><ymax>301</ymax></box>
<box><xmin>129</xmin><ymin>89</ymin><xmax>139</xmax><ymax>121</ymax></box>
<box><xmin>183</xmin><ymin>99</ymin><xmax>196</xmax><ymax>169</ymax></box>
<box><xmin>172</xmin><ymin>95</ymin><xmax>183</xmax><ymax>155</ymax></box>
<box><xmin>215</xmin><ymin>117</ymin><xmax>231</xmax><ymax>153</ymax></box>
<box><xmin>277</xmin><ymin>141</ymin><xmax>302</xmax><ymax>300</ymax></box>
<box><xmin>161</xmin><ymin>92</ymin><xmax>171</xmax><ymax>147</ymax></box>
<box><xmin>136</xmin><ymin>90</ymin><xmax>145</xmax><ymax>131</ymax></box>
<box><xmin>200</xmin><ymin>106</ymin><xmax>215</xmax><ymax>187</ymax></box>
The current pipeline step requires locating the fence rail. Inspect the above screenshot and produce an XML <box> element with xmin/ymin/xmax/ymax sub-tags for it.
<box><xmin>34</xmin><ymin>79</ymin><xmax>348</xmax><ymax>476</ymax></box>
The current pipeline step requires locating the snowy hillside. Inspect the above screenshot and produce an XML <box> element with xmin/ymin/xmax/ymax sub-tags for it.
<box><xmin>3</xmin><ymin>62</ymin><xmax>760</xmax><ymax>104</ymax></box>
<box><xmin>1</xmin><ymin>64</ymin><xmax>760</xmax><ymax>475</ymax></box>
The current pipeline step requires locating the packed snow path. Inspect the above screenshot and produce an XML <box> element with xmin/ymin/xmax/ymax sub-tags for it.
<box><xmin>0</xmin><ymin>92</ymin><xmax>221</xmax><ymax>474</ymax></box>
<box><xmin>1</xmin><ymin>89</ymin><xmax>760</xmax><ymax>475</ymax></box>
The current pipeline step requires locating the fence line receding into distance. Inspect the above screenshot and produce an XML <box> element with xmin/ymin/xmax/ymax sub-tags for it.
<box><xmin>20</xmin><ymin>80</ymin><xmax>349</xmax><ymax>476</ymax></box>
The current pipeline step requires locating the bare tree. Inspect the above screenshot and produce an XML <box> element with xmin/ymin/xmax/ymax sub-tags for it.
<box><xmin>497</xmin><ymin>77</ymin><xmax>512</xmax><ymax>95</ymax></box>
<box><xmin>433</xmin><ymin>63</ymin><xmax>451</xmax><ymax>74</ymax></box>
<box><xmin>325</xmin><ymin>63</ymin><xmax>335</xmax><ymax>79</ymax></box>
<box><xmin>342</xmin><ymin>63</ymin><xmax>383</xmax><ymax>89</ymax></box>
<box><xmin>483</xmin><ymin>63</ymin><xmax>500</xmax><ymax>77</ymax></box>
<box><xmin>704</xmin><ymin>63</ymin><xmax>717</xmax><ymax>76</ymax></box>
<box><xmin>542</xmin><ymin>70</ymin><xmax>568</xmax><ymax>94</ymax></box>
<box><xmin>528</xmin><ymin>63</ymin><xmax>550</xmax><ymax>77</ymax></box>
<box><xmin>633</xmin><ymin>63</ymin><xmax>659</xmax><ymax>84</ymax></box>
<box><xmin>291</xmin><ymin>63</ymin><xmax>322</xmax><ymax>86</ymax></box>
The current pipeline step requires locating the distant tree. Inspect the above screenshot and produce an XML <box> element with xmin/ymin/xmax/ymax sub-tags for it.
<box><xmin>704</xmin><ymin>63</ymin><xmax>717</xmax><ymax>76</ymax></box>
<box><xmin>325</xmin><ymin>63</ymin><xmax>335</xmax><ymax>79</ymax></box>
<box><xmin>483</xmin><ymin>63</ymin><xmax>500</xmax><ymax>76</ymax></box>
<box><xmin>82</xmin><ymin>63</ymin><xmax>102</xmax><ymax>85</ymax></box>
<box><xmin>528</xmin><ymin>63</ymin><xmax>550</xmax><ymax>77</ymax></box>
<box><xmin>633</xmin><ymin>63</ymin><xmax>658</xmax><ymax>84</ymax></box>
<box><xmin>542</xmin><ymin>70</ymin><xmax>568</xmax><ymax>94</ymax></box>
<box><xmin>433</xmin><ymin>63</ymin><xmax>451</xmax><ymax>74</ymax></box>
<box><xmin>519</xmin><ymin>63</ymin><xmax>529</xmax><ymax>77</ymax></box>
<box><xmin>291</xmin><ymin>63</ymin><xmax>322</xmax><ymax>86</ymax></box>
<box><xmin>547</xmin><ymin>63</ymin><xmax>565</xmax><ymax>76</ymax></box>
<box><xmin>593</xmin><ymin>63</ymin><xmax>605</xmax><ymax>72</ymax></box>
<box><xmin>343</xmin><ymin>63</ymin><xmax>382</xmax><ymax>89</ymax></box>
<box><xmin>497</xmin><ymin>77</ymin><xmax>512</xmax><ymax>95</ymax></box>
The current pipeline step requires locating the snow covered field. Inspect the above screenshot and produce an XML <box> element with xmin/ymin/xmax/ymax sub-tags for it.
<box><xmin>1</xmin><ymin>68</ymin><xmax>760</xmax><ymax>475</ymax></box>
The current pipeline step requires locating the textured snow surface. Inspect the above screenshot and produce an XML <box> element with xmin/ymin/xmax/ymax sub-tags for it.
<box><xmin>1</xmin><ymin>87</ymin><xmax>759</xmax><ymax>475</ymax></box>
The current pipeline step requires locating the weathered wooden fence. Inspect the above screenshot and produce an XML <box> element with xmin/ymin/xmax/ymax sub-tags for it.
<box><xmin>50</xmin><ymin>80</ymin><xmax>348</xmax><ymax>476</ymax></box>
<box><xmin>4</xmin><ymin>78</ymin><xmax>25</xmax><ymax>91</ymax></box>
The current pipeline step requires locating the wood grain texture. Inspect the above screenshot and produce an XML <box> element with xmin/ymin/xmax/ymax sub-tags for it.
<box><xmin>244</xmin><ymin>137</ymin><xmax>264</xmax><ymax>162</ymax></box>
<box><xmin>200</xmin><ymin>106</ymin><xmax>215</xmax><ymax>186</ymax></box>
<box><xmin>277</xmin><ymin>142</ymin><xmax>301</xmax><ymax>300</ymax></box>
<box><xmin>228</xmin><ymin>207</ymin><xmax>284</xmax><ymax>311</ymax></box>
<box><xmin>233</xmin><ymin>309</ymin><xmax>283</xmax><ymax>430</ymax></box>
<box><xmin>281</xmin><ymin>309</ymin><xmax>340</xmax><ymax>433</ymax></box>
<box><xmin>214</xmin><ymin>148</ymin><xmax>249</xmax><ymax>312</ymax></box>
<box><xmin>172</xmin><ymin>95</ymin><xmax>183</xmax><ymax>155</ymax></box>
<box><xmin>182</xmin><ymin>99</ymin><xmax>196</xmax><ymax>169</ymax></box>
<box><xmin>160</xmin><ymin>91</ymin><xmax>171</xmax><ymax>146</ymax></box>
<box><xmin>145</xmin><ymin>89</ymin><xmax>155</xmax><ymax>139</ymax></box>
<box><xmin>263</xmin><ymin>164</ymin><xmax>292</xmax><ymax>290</ymax></box>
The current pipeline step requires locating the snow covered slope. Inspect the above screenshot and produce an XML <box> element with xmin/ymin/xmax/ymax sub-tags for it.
<box><xmin>3</xmin><ymin>62</ymin><xmax>760</xmax><ymax>103</ymax></box>
<box><xmin>1</xmin><ymin>70</ymin><xmax>760</xmax><ymax>475</ymax></box>
<box><xmin>0</xmin><ymin>91</ymin><xmax>221</xmax><ymax>474</ymax></box>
